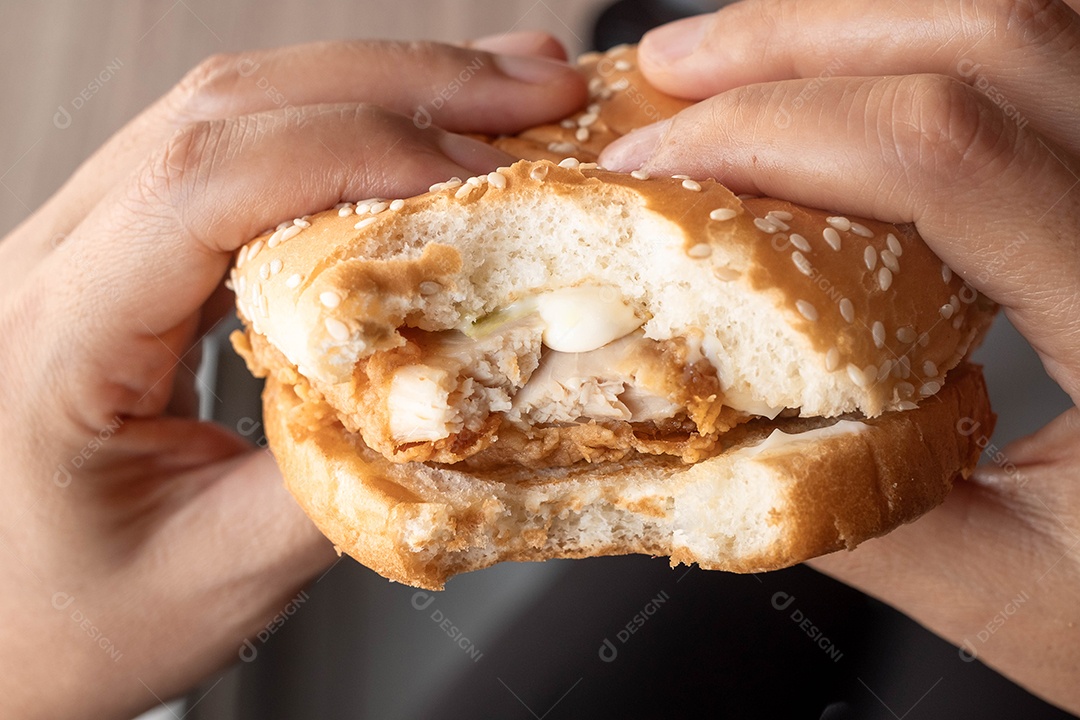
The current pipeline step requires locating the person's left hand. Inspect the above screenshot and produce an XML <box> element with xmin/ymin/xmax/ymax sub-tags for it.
<box><xmin>0</xmin><ymin>32</ymin><xmax>585</xmax><ymax>720</ymax></box>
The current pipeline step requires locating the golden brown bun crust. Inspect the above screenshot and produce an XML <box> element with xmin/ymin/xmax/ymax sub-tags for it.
<box><xmin>489</xmin><ymin>45</ymin><xmax>693</xmax><ymax>163</ymax></box>
<box><xmin>263</xmin><ymin>362</ymin><xmax>993</xmax><ymax>590</ymax></box>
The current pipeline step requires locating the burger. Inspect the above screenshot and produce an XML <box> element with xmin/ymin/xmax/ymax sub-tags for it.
<box><xmin>229</xmin><ymin>46</ymin><xmax>996</xmax><ymax>590</ymax></box>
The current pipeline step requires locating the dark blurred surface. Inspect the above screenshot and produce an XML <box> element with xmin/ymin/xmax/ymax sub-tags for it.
<box><xmin>215</xmin><ymin>552</ymin><xmax>1075</xmax><ymax>720</ymax></box>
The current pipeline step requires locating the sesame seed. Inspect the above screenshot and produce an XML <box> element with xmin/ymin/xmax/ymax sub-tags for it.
<box><xmin>281</xmin><ymin>225</ymin><xmax>303</xmax><ymax>241</ymax></box>
<box><xmin>337</xmin><ymin>205</ymin><xmax>354</xmax><ymax>217</ymax></box>
<box><xmin>588</xmin><ymin>77</ymin><xmax>604</xmax><ymax>94</ymax></box>
<box><xmin>878</xmin><ymin>267</ymin><xmax>893</xmax><ymax>290</ymax></box>
<box><xmin>710</xmin><ymin>207</ymin><xmax>737</xmax><ymax>221</ymax></box>
<box><xmin>466</xmin><ymin>176</ymin><xmax>483</xmax><ymax>187</ymax></box>
<box><xmin>796</xmin><ymin>299</ymin><xmax>818</xmax><ymax>321</ymax></box>
<box><xmin>237</xmin><ymin>275</ymin><xmax>246</xmax><ymax>294</ymax></box>
<box><xmin>270</xmin><ymin>259</ymin><xmax>283</xmax><ymax>275</ymax></box>
<box><xmin>487</xmin><ymin>171</ymin><xmax>507</xmax><ymax>189</ymax></box>
<box><xmin>792</xmin><ymin>251</ymin><xmax>813</xmax><ymax>276</ymax></box>
<box><xmin>849</xmin><ymin>222</ymin><xmax>873</xmax><ymax>238</ymax></box>
<box><xmin>530</xmin><ymin>165</ymin><xmax>549</xmax><ymax>181</ymax></box>
<box><xmin>886</xmin><ymin>233</ymin><xmax>902</xmax><ymax>256</ymax></box>
<box><xmin>881</xmin><ymin>249</ymin><xmax>899</xmax><ymax>273</ymax></box>
<box><xmin>864</xmin><ymin>246</ymin><xmax>878</xmax><ymax>271</ymax></box>
<box><xmin>823</xmin><ymin>227</ymin><xmax>842</xmax><ymax>251</ymax></box>
<box><xmin>558</xmin><ymin>157</ymin><xmax>581</xmax><ymax>169</ymax></box>
<box><xmin>267</xmin><ymin>229</ymin><xmax>284</xmax><ymax>248</ymax></box>
<box><xmin>790</xmin><ymin>233</ymin><xmax>811</xmax><ymax>252</ymax></box>
<box><xmin>587</xmin><ymin>103</ymin><xmax>601</xmax><ymax>115</ymax></box>
<box><xmin>687</xmin><ymin>243</ymin><xmax>712</xmax><ymax>259</ymax></box>
<box><xmin>354</xmin><ymin>217</ymin><xmax>377</xmax><ymax>230</ymax></box>
<box><xmin>578</xmin><ymin>112</ymin><xmax>598</xmax><ymax>127</ymax></box>
<box><xmin>877</xmin><ymin>360</ymin><xmax>893</xmax><ymax>381</ymax></box>
<box><xmin>768</xmin><ymin>210</ymin><xmax>794</xmax><ymax>221</ymax></box>
<box><xmin>356</xmin><ymin>202</ymin><xmax>372</xmax><ymax>214</ymax></box>
<box><xmin>560</xmin><ymin>118</ymin><xmax>577</xmax><ymax>129</ymax></box>
<box><xmin>754</xmin><ymin>217</ymin><xmax>780</xmax><ymax>233</ymax></box>
<box><xmin>847</xmin><ymin>363</ymin><xmax>870</xmax><ymax>388</ymax></box>
<box><xmin>389</xmin><ymin>199</ymin><xmax>405</xmax><ymax>211</ymax></box>
<box><xmin>897</xmin><ymin>400</ymin><xmax>919</xmax><ymax>411</ymax></box>
<box><xmin>614</xmin><ymin>59</ymin><xmax>632</xmax><ymax>71</ymax></box>
<box><xmin>224</xmin><ymin>278</ymin><xmax>234</xmax><ymax>291</ymax></box>
<box><xmin>672</xmin><ymin>174</ymin><xmax>691</xmax><ymax>180</ymax></box>
<box><xmin>320</xmin><ymin>291</ymin><xmax>341</xmax><ymax>308</ymax></box>
<box><xmin>548</xmin><ymin>141</ymin><xmax>578</xmax><ymax>154</ymax></box>
<box><xmin>454</xmin><ymin>184</ymin><xmax>473</xmax><ymax>200</ymax></box>
<box><xmin>918</xmin><ymin>333</ymin><xmax>930</xmax><ymax>347</ymax></box>
<box><xmin>580</xmin><ymin>162</ymin><xmax>599</xmax><ymax>170</ymax></box>
<box><xmin>275</xmin><ymin>221</ymin><xmax>291</xmax><ymax>232</ymax></box>
<box><xmin>919</xmin><ymin>381</ymin><xmax>942</xmax><ymax>397</ymax></box>
<box><xmin>872</xmin><ymin>321</ymin><xmax>885</xmax><ymax>348</ymax></box>
<box><xmin>237</xmin><ymin>245</ymin><xmax>248</xmax><ymax>267</ymax></box>
<box><xmin>630</xmin><ymin>170</ymin><xmax>650</xmax><ymax>181</ymax></box>
<box><xmin>324</xmin><ymin>317</ymin><xmax>350</xmax><ymax>341</ymax></box>
<box><xmin>285</xmin><ymin>274</ymin><xmax>302</xmax><ymax>289</ymax></box>
<box><xmin>247</xmin><ymin>240</ymin><xmax>263</xmax><ymax>261</ymax></box>
<box><xmin>950</xmin><ymin>293</ymin><xmax>960</xmax><ymax>308</ymax></box>
<box><xmin>682</xmin><ymin>179</ymin><xmax>702</xmax><ymax>192</ymax></box>
<box><xmin>898</xmin><ymin>356</ymin><xmax>912</xmax><ymax>378</ymax></box>
<box><xmin>896</xmin><ymin>381</ymin><xmax>915</xmax><ymax>398</ymax></box>
<box><xmin>923</xmin><ymin>360</ymin><xmax>938</xmax><ymax>377</ymax></box>
<box><xmin>259</xmin><ymin>263</ymin><xmax>270</xmax><ymax>280</ymax></box>
<box><xmin>259</xmin><ymin>293</ymin><xmax>268</xmax><ymax>317</ymax></box>
<box><xmin>575</xmin><ymin>127</ymin><xmax>590</xmax><ymax>142</ymax></box>
<box><xmin>942</xmin><ymin>264</ymin><xmax>953</xmax><ymax>283</ymax></box>
<box><xmin>611</xmin><ymin>77</ymin><xmax>630</xmax><ymax>91</ymax></box>
<box><xmin>419</xmin><ymin>281</ymin><xmax>441</xmax><ymax>296</ymax></box>
<box><xmin>839</xmin><ymin>298</ymin><xmax>855</xmax><ymax>323</ymax></box>
<box><xmin>369</xmin><ymin>201</ymin><xmax>389</xmax><ymax>214</ymax></box>
<box><xmin>293</xmin><ymin>217</ymin><xmax>311</xmax><ymax>229</ymax></box>
<box><xmin>952</xmin><ymin>315</ymin><xmax>964</xmax><ymax>329</ymax></box>
<box><xmin>896</xmin><ymin>326</ymin><xmax>916</xmax><ymax>343</ymax></box>
<box><xmin>940</xmin><ymin>303</ymin><xmax>955</xmax><ymax>319</ymax></box>
<box><xmin>826</xmin><ymin>347</ymin><xmax>840</xmax><ymax>371</ymax></box>
<box><xmin>826</xmin><ymin>216</ymin><xmax>852</xmax><ymax>231</ymax></box>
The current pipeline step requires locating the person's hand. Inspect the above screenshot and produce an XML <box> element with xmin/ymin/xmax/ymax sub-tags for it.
<box><xmin>600</xmin><ymin>1</ymin><xmax>1080</xmax><ymax>714</ymax></box>
<box><xmin>0</xmin><ymin>32</ymin><xmax>585</xmax><ymax>719</ymax></box>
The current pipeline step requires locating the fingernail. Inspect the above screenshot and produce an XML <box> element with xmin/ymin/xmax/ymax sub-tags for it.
<box><xmin>642</xmin><ymin>14</ymin><xmax>709</xmax><ymax>65</ymax></box>
<box><xmin>470</xmin><ymin>30</ymin><xmax>551</xmax><ymax>56</ymax></box>
<box><xmin>493</xmin><ymin>53</ymin><xmax>571</xmax><ymax>84</ymax></box>
<box><xmin>439</xmin><ymin>132</ymin><xmax>517</xmax><ymax>174</ymax></box>
<box><xmin>598</xmin><ymin>120</ymin><xmax>670</xmax><ymax>172</ymax></box>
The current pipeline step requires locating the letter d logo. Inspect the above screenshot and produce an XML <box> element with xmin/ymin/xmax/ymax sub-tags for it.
<box><xmin>598</xmin><ymin>638</ymin><xmax>618</xmax><ymax>662</ymax></box>
<box><xmin>411</xmin><ymin>591</ymin><xmax>435</xmax><ymax>611</ymax></box>
<box><xmin>53</xmin><ymin>105</ymin><xmax>72</xmax><ymax>129</ymax></box>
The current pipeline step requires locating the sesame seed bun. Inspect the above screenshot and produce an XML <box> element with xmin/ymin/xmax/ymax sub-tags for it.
<box><xmin>227</xmin><ymin>45</ymin><xmax>997</xmax><ymax>589</ymax></box>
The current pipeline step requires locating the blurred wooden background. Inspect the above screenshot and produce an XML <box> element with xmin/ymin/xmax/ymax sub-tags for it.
<box><xmin>0</xmin><ymin>0</ymin><xmax>613</xmax><ymax>238</ymax></box>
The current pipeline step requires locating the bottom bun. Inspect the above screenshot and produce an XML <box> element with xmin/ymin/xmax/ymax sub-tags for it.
<box><xmin>265</xmin><ymin>364</ymin><xmax>994</xmax><ymax>590</ymax></box>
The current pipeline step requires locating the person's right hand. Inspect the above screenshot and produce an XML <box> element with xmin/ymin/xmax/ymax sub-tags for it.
<box><xmin>0</xmin><ymin>32</ymin><xmax>584</xmax><ymax>720</ymax></box>
<box><xmin>599</xmin><ymin>2</ymin><xmax>1080</xmax><ymax>714</ymax></box>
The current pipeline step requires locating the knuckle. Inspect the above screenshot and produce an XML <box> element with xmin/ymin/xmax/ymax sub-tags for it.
<box><xmin>984</xmin><ymin>0</ymin><xmax>1068</xmax><ymax>45</ymax></box>
<box><xmin>889</xmin><ymin>74</ymin><xmax>1010</xmax><ymax>184</ymax></box>
<box><xmin>137</xmin><ymin>118</ymin><xmax>229</xmax><ymax>212</ymax></box>
<box><xmin>168</xmin><ymin>52</ymin><xmax>244</xmax><ymax>120</ymax></box>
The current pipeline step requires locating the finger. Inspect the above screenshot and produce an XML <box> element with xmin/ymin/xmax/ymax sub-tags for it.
<box><xmin>635</xmin><ymin>1</ymin><xmax>1080</xmax><ymax>155</ymax></box>
<box><xmin>467</xmin><ymin>29</ymin><xmax>570</xmax><ymax>60</ymax></box>
<box><xmin>0</xmin><ymin>38</ymin><xmax>586</xmax><ymax>287</ymax></box>
<box><xmin>17</xmin><ymin>103</ymin><xmax>518</xmax><ymax>430</ymax></box>
<box><xmin>808</xmin><ymin>410</ymin><xmax>1080</xmax><ymax>710</ymax></box>
<box><xmin>599</xmin><ymin>74</ymin><xmax>1080</xmax><ymax>404</ymax></box>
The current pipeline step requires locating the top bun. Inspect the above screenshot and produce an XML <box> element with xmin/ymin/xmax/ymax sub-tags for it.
<box><xmin>231</xmin><ymin>158</ymin><xmax>995</xmax><ymax>421</ymax></box>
